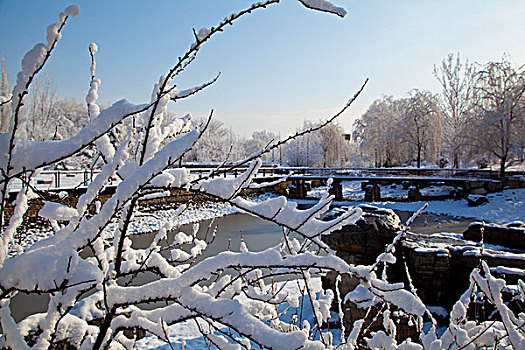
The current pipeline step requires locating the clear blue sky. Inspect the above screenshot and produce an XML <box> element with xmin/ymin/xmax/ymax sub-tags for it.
<box><xmin>1</xmin><ymin>0</ymin><xmax>525</xmax><ymax>136</ymax></box>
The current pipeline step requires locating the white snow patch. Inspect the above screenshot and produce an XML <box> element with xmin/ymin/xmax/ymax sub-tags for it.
<box><xmin>351</xmin><ymin>188</ymin><xmax>525</xmax><ymax>223</ymax></box>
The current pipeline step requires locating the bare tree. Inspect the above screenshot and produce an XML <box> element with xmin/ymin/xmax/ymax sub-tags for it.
<box><xmin>434</xmin><ymin>53</ymin><xmax>475</xmax><ymax>168</ymax></box>
<box><xmin>471</xmin><ymin>55</ymin><xmax>525</xmax><ymax>177</ymax></box>
<box><xmin>353</xmin><ymin>95</ymin><xmax>407</xmax><ymax>167</ymax></box>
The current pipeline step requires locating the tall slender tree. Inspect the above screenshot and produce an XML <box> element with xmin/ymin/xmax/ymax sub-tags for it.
<box><xmin>402</xmin><ymin>89</ymin><xmax>442</xmax><ymax>168</ymax></box>
<box><xmin>434</xmin><ymin>53</ymin><xmax>475</xmax><ymax>168</ymax></box>
<box><xmin>25</xmin><ymin>71</ymin><xmax>57</xmax><ymax>141</ymax></box>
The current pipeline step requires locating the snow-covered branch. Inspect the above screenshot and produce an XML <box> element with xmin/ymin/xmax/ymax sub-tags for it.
<box><xmin>10</xmin><ymin>2</ymin><xmax>525</xmax><ymax>350</ymax></box>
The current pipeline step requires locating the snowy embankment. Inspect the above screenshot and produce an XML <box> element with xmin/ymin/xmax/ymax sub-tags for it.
<box><xmin>352</xmin><ymin>188</ymin><xmax>525</xmax><ymax>224</ymax></box>
<box><xmin>352</xmin><ymin>188</ymin><xmax>525</xmax><ymax>223</ymax></box>
<box><xmin>307</xmin><ymin>181</ymin><xmax>525</xmax><ymax>223</ymax></box>
<box><xmin>11</xmin><ymin>194</ymin><xmax>274</xmax><ymax>256</ymax></box>
<box><xmin>105</xmin><ymin>201</ymin><xmax>237</xmax><ymax>237</ymax></box>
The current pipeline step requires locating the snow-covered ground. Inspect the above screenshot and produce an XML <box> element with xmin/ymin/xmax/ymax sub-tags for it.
<box><xmin>351</xmin><ymin>188</ymin><xmax>525</xmax><ymax>224</ymax></box>
<box><xmin>106</xmin><ymin>201</ymin><xmax>237</xmax><ymax>237</ymax></box>
<box><xmin>361</xmin><ymin>191</ymin><xmax>524</xmax><ymax>223</ymax></box>
<box><xmin>307</xmin><ymin>181</ymin><xmax>525</xmax><ymax>223</ymax></box>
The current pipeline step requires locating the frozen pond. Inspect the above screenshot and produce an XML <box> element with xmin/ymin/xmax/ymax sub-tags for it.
<box><xmin>131</xmin><ymin>210</ymin><xmax>472</xmax><ymax>253</ymax></box>
<box><xmin>10</xmin><ymin>211</ymin><xmax>471</xmax><ymax>322</ymax></box>
<box><xmin>10</xmin><ymin>214</ymin><xmax>286</xmax><ymax>322</ymax></box>
<box><xmin>132</xmin><ymin>212</ymin><xmax>286</xmax><ymax>257</ymax></box>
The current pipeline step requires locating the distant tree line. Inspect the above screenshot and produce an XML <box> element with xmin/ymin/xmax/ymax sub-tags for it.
<box><xmin>0</xmin><ymin>57</ymin><xmax>355</xmax><ymax>169</ymax></box>
<box><xmin>3</xmin><ymin>52</ymin><xmax>523</xmax><ymax>176</ymax></box>
<box><xmin>184</xmin><ymin>117</ymin><xmax>354</xmax><ymax>167</ymax></box>
<box><xmin>353</xmin><ymin>54</ymin><xmax>525</xmax><ymax>176</ymax></box>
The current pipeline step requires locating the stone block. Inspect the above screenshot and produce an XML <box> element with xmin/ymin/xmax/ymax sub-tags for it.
<box><xmin>470</xmin><ymin>187</ymin><xmax>488</xmax><ymax>195</ymax></box>
<box><xmin>464</xmin><ymin>180</ymin><xmax>485</xmax><ymax>190</ymax></box>
<box><xmin>329</xmin><ymin>181</ymin><xmax>343</xmax><ymax>201</ymax></box>
<box><xmin>467</xmin><ymin>194</ymin><xmax>488</xmax><ymax>207</ymax></box>
<box><xmin>364</xmin><ymin>183</ymin><xmax>381</xmax><ymax>201</ymax></box>
<box><xmin>407</xmin><ymin>186</ymin><xmax>422</xmax><ymax>201</ymax></box>
<box><xmin>322</xmin><ymin>206</ymin><xmax>403</xmax><ymax>265</ymax></box>
<box><xmin>463</xmin><ymin>222</ymin><xmax>525</xmax><ymax>250</ymax></box>
<box><xmin>485</xmin><ymin>181</ymin><xmax>504</xmax><ymax>193</ymax></box>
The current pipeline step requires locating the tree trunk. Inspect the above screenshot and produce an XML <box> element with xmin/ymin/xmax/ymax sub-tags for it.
<box><xmin>417</xmin><ymin>145</ymin><xmax>422</xmax><ymax>168</ymax></box>
<box><xmin>499</xmin><ymin>155</ymin><xmax>506</xmax><ymax>178</ymax></box>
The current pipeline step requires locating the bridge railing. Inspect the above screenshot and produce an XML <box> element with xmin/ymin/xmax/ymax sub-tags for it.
<box><xmin>7</xmin><ymin>166</ymin><xmax>520</xmax><ymax>194</ymax></box>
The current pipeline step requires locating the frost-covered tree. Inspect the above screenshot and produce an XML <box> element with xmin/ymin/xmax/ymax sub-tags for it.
<box><xmin>284</xmin><ymin>120</ymin><xmax>324</xmax><ymax>167</ymax></box>
<box><xmin>52</xmin><ymin>98</ymin><xmax>89</xmax><ymax>141</ymax></box>
<box><xmin>0</xmin><ymin>56</ymin><xmax>12</xmax><ymax>133</ymax></box>
<box><xmin>51</xmin><ymin>98</ymin><xmax>93</xmax><ymax>169</ymax></box>
<box><xmin>470</xmin><ymin>55</ymin><xmax>525</xmax><ymax>177</ymax></box>
<box><xmin>317</xmin><ymin>121</ymin><xmax>352</xmax><ymax>167</ymax></box>
<box><xmin>402</xmin><ymin>89</ymin><xmax>442</xmax><ymax>168</ymax></box>
<box><xmin>25</xmin><ymin>71</ymin><xmax>58</xmax><ymax>141</ymax></box>
<box><xmin>517</xmin><ymin>97</ymin><xmax>525</xmax><ymax>161</ymax></box>
<box><xmin>184</xmin><ymin>117</ymin><xmax>232</xmax><ymax>163</ymax></box>
<box><xmin>283</xmin><ymin>119</ymin><xmax>350</xmax><ymax>167</ymax></box>
<box><xmin>354</xmin><ymin>91</ymin><xmax>441</xmax><ymax>168</ymax></box>
<box><xmin>246</xmin><ymin>130</ymin><xmax>279</xmax><ymax>163</ymax></box>
<box><xmin>353</xmin><ymin>96</ymin><xmax>407</xmax><ymax>167</ymax></box>
<box><xmin>434</xmin><ymin>53</ymin><xmax>475</xmax><ymax>168</ymax></box>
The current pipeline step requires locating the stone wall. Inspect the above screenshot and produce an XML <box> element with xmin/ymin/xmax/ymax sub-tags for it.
<box><xmin>321</xmin><ymin>205</ymin><xmax>525</xmax><ymax>339</ymax></box>
<box><xmin>322</xmin><ymin>205</ymin><xmax>403</xmax><ymax>265</ymax></box>
<box><xmin>463</xmin><ymin>221</ymin><xmax>525</xmax><ymax>250</ymax></box>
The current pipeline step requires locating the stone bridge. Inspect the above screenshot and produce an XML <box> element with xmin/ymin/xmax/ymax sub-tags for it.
<box><xmin>285</xmin><ymin>174</ymin><xmax>524</xmax><ymax>201</ymax></box>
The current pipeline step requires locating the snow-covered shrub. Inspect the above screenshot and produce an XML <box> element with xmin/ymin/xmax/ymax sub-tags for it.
<box><xmin>0</xmin><ymin>2</ymin><xmax>363</xmax><ymax>349</ymax></box>
<box><xmin>1</xmin><ymin>2</ymin><xmax>525</xmax><ymax>350</ymax></box>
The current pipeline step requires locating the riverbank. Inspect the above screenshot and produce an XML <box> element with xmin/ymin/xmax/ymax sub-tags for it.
<box><xmin>10</xmin><ymin>186</ymin><xmax>524</xmax><ymax>257</ymax></box>
<box><xmin>8</xmin><ymin>193</ymin><xmax>271</xmax><ymax>256</ymax></box>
